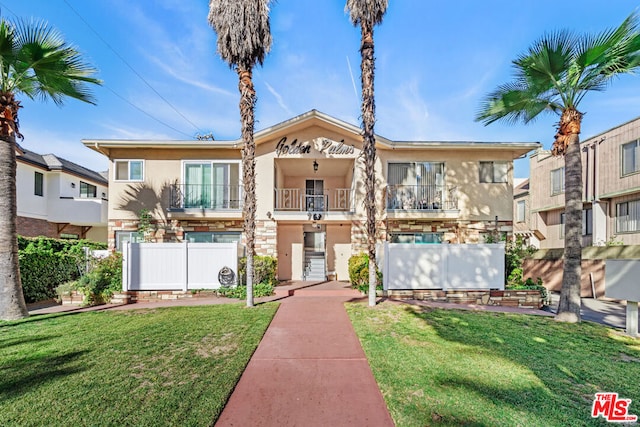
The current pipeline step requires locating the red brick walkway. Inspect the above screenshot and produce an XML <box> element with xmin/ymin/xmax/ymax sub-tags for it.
<box><xmin>215</xmin><ymin>291</ymin><xmax>395</xmax><ymax>427</ymax></box>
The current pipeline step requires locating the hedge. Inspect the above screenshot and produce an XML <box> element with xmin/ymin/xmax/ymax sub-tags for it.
<box><xmin>18</xmin><ymin>236</ymin><xmax>107</xmax><ymax>303</ymax></box>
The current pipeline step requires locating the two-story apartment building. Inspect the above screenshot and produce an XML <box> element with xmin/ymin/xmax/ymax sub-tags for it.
<box><xmin>523</xmin><ymin>116</ymin><xmax>640</xmax><ymax>248</ymax></box>
<box><xmin>83</xmin><ymin>110</ymin><xmax>539</xmax><ymax>281</ymax></box>
<box><xmin>17</xmin><ymin>145</ymin><xmax>109</xmax><ymax>242</ymax></box>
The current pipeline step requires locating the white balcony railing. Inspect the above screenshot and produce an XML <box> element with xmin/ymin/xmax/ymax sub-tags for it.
<box><xmin>274</xmin><ymin>188</ymin><xmax>353</xmax><ymax>212</ymax></box>
<box><xmin>386</xmin><ymin>185</ymin><xmax>458</xmax><ymax>211</ymax></box>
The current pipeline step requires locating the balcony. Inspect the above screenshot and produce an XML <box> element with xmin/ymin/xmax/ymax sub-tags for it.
<box><xmin>48</xmin><ymin>196</ymin><xmax>108</xmax><ymax>225</ymax></box>
<box><xmin>168</xmin><ymin>184</ymin><xmax>243</xmax><ymax>219</ymax></box>
<box><xmin>386</xmin><ymin>185</ymin><xmax>459</xmax><ymax>217</ymax></box>
<box><xmin>274</xmin><ymin>188</ymin><xmax>353</xmax><ymax>212</ymax></box>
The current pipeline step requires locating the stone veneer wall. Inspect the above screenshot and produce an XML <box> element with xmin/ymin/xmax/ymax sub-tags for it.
<box><xmin>350</xmin><ymin>220</ymin><xmax>387</xmax><ymax>253</ymax></box>
<box><xmin>108</xmin><ymin>219</ymin><xmax>245</xmax><ymax>250</ymax></box>
<box><xmin>386</xmin><ymin>289</ymin><xmax>543</xmax><ymax>309</ymax></box>
<box><xmin>386</xmin><ymin>219</ymin><xmax>513</xmax><ymax>243</ymax></box>
<box><xmin>254</xmin><ymin>220</ymin><xmax>277</xmax><ymax>257</ymax></box>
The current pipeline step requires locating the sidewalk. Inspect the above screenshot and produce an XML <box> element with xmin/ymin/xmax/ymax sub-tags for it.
<box><xmin>215</xmin><ymin>291</ymin><xmax>395</xmax><ymax>427</ymax></box>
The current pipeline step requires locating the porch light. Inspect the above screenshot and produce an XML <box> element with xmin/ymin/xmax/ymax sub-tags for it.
<box><xmin>313</xmin><ymin>160</ymin><xmax>319</xmax><ymax>173</ymax></box>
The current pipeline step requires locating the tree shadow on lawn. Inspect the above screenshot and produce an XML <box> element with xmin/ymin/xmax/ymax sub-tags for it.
<box><xmin>403</xmin><ymin>305</ymin><xmax>640</xmax><ymax>424</ymax></box>
<box><xmin>0</xmin><ymin>350</ymin><xmax>89</xmax><ymax>400</ymax></box>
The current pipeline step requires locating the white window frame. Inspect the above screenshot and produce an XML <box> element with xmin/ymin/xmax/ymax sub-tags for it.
<box><xmin>114</xmin><ymin>160</ymin><xmax>144</xmax><ymax>182</ymax></box>
<box><xmin>551</xmin><ymin>167</ymin><xmax>565</xmax><ymax>195</ymax></box>
<box><xmin>617</xmin><ymin>199</ymin><xmax>640</xmax><ymax>233</ymax></box>
<box><xmin>115</xmin><ymin>231</ymin><xmax>144</xmax><ymax>251</ymax></box>
<box><xmin>79</xmin><ymin>181</ymin><xmax>97</xmax><ymax>198</ymax></box>
<box><xmin>182</xmin><ymin>160</ymin><xmax>242</xmax><ymax>209</ymax></box>
<box><xmin>516</xmin><ymin>200</ymin><xmax>526</xmax><ymax>223</ymax></box>
<box><xmin>621</xmin><ymin>139</ymin><xmax>640</xmax><ymax>176</ymax></box>
<box><xmin>390</xmin><ymin>232</ymin><xmax>443</xmax><ymax>244</ymax></box>
<box><xmin>479</xmin><ymin>161</ymin><xmax>508</xmax><ymax>183</ymax></box>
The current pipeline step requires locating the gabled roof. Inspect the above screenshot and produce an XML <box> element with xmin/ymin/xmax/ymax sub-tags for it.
<box><xmin>83</xmin><ymin>109</ymin><xmax>541</xmax><ymax>158</ymax></box>
<box><xmin>16</xmin><ymin>144</ymin><xmax>108</xmax><ymax>185</ymax></box>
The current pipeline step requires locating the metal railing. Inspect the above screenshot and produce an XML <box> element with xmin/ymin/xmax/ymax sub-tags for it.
<box><xmin>386</xmin><ymin>185</ymin><xmax>458</xmax><ymax>210</ymax></box>
<box><xmin>274</xmin><ymin>188</ymin><xmax>353</xmax><ymax>212</ymax></box>
<box><xmin>170</xmin><ymin>184</ymin><xmax>243</xmax><ymax>210</ymax></box>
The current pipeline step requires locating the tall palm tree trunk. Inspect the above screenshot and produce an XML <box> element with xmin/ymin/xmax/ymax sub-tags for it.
<box><xmin>556</xmin><ymin>109</ymin><xmax>583</xmax><ymax>323</ymax></box>
<box><xmin>359</xmin><ymin>21</ymin><xmax>378</xmax><ymax>307</ymax></box>
<box><xmin>238</xmin><ymin>68</ymin><xmax>256</xmax><ymax>307</ymax></box>
<box><xmin>0</xmin><ymin>93</ymin><xmax>28</xmax><ymax>320</ymax></box>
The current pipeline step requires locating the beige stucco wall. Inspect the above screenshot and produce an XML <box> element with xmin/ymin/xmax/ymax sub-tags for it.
<box><xmin>326</xmin><ymin>224</ymin><xmax>352</xmax><ymax>280</ymax></box>
<box><xmin>107</xmin><ymin>148</ymin><xmax>241</xmax><ymax>222</ymax></box>
<box><xmin>277</xmin><ymin>223</ymin><xmax>304</xmax><ymax>280</ymax></box>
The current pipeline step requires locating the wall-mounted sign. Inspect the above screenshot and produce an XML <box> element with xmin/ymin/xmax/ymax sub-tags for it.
<box><xmin>275</xmin><ymin>136</ymin><xmax>355</xmax><ymax>156</ymax></box>
<box><xmin>319</xmin><ymin>139</ymin><xmax>355</xmax><ymax>155</ymax></box>
<box><xmin>275</xmin><ymin>137</ymin><xmax>311</xmax><ymax>156</ymax></box>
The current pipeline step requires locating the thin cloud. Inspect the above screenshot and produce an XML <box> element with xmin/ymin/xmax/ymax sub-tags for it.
<box><xmin>264</xmin><ymin>81</ymin><xmax>293</xmax><ymax>116</ymax></box>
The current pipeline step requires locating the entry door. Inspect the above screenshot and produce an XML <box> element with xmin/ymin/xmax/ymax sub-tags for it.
<box><xmin>304</xmin><ymin>231</ymin><xmax>325</xmax><ymax>253</ymax></box>
<box><xmin>306</xmin><ymin>179</ymin><xmax>324</xmax><ymax>211</ymax></box>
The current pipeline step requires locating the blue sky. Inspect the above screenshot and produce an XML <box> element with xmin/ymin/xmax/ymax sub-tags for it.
<box><xmin>5</xmin><ymin>0</ymin><xmax>640</xmax><ymax>177</ymax></box>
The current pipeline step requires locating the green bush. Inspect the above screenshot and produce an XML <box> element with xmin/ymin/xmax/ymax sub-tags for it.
<box><xmin>19</xmin><ymin>251</ymin><xmax>80</xmax><ymax>302</ymax></box>
<box><xmin>77</xmin><ymin>253</ymin><xmax>123</xmax><ymax>305</ymax></box>
<box><xmin>348</xmin><ymin>253</ymin><xmax>382</xmax><ymax>294</ymax></box>
<box><xmin>17</xmin><ymin>236</ymin><xmax>108</xmax><ymax>303</ymax></box>
<box><xmin>218</xmin><ymin>283</ymin><xmax>274</xmax><ymax>299</ymax></box>
<box><xmin>238</xmin><ymin>255</ymin><xmax>278</xmax><ymax>287</ymax></box>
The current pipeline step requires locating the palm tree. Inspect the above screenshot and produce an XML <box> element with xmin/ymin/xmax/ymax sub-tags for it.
<box><xmin>0</xmin><ymin>18</ymin><xmax>100</xmax><ymax>320</ymax></box>
<box><xmin>346</xmin><ymin>0</ymin><xmax>388</xmax><ymax>307</ymax></box>
<box><xmin>208</xmin><ymin>0</ymin><xmax>272</xmax><ymax>307</ymax></box>
<box><xmin>477</xmin><ymin>13</ymin><xmax>640</xmax><ymax>322</ymax></box>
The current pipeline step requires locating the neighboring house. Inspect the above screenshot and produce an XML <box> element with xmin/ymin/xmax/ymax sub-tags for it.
<box><xmin>16</xmin><ymin>144</ymin><xmax>108</xmax><ymax>242</ymax></box>
<box><xmin>524</xmin><ymin>116</ymin><xmax>640</xmax><ymax>249</ymax></box>
<box><xmin>83</xmin><ymin>110</ymin><xmax>539</xmax><ymax>281</ymax></box>
<box><xmin>513</xmin><ymin>178</ymin><xmax>541</xmax><ymax>247</ymax></box>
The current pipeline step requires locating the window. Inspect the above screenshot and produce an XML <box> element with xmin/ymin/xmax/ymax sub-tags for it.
<box><xmin>583</xmin><ymin>208</ymin><xmax>592</xmax><ymax>236</ymax></box>
<box><xmin>34</xmin><ymin>171</ymin><xmax>43</xmax><ymax>196</ymax></box>
<box><xmin>617</xmin><ymin>200</ymin><xmax>640</xmax><ymax>233</ymax></box>
<box><xmin>390</xmin><ymin>233</ymin><xmax>443</xmax><ymax>244</ymax></box>
<box><xmin>551</xmin><ymin>167</ymin><xmax>565</xmax><ymax>195</ymax></box>
<box><xmin>115</xmin><ymin>231</ymin><xmax>144</xmax><ymax>251</ymax></box>
<box><xmin>114</xmin><ymin>160</ymin><xmax>144</xmax><ymax>181</ymax></box>
<box><xmin>387</xmin><ymin>162</ymin><xmax>445</xmax><ymax>209</ymax></box>
<box><xmin>183</xmin><ymin>161</ymin><xmax>241</xmax><ymax>209</ymax></box>
<box><xmin>560</xmin><ymin>209</ymin><xmax>593</xmax><ymax>237</ymax></box>
<box><xmin>80</xmin><ymin>181</ymin><xmax>97</xmax><ymax>198</ymax></box>
<box><xmin>516</xmin><ymin>200</ymin><xmax>526</xmax><ymax>223</ymax></box>
<box><xmin>184</xmin><ymin>231</ymin><xmax>241</xmax><ymax>243</ymax></box>
<box><xmin>622</xmin><ymin>140</ymin><xmax>640</xmax><ymax>176</ymax></box>
<box><xmin>479</xmin><ymin>161</ymin><xmax>508</xmax><ymax>183</ymax></box>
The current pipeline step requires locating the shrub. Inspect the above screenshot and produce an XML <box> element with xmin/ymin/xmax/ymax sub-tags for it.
<box><xmin>76</xmin><ymin>253</ymin><xmax>123</xmax><ymax>305</ymax></box>
<box><xmin>19</xmin><ymin>250</ymin><xmax>81</xmax><ymax>303</ymax></box>
<box><xmin>17</xmin><ymin>236</ymin><xmax>108</xmax><ymax>303</ymax></box>
<box><xmin>218</xmin><ymin>283</ymin><xmax>274</xmax><ymax>299</ymax></box>
<box><xmin>238</xmin><ymin>255</ymin><xmax>278</xmax><ymax>287</ymax></box>
<box><xmin>348</xmin><ymin>253</ymin><xmax>382</xmax><ymax>294</ymax></box>
<box><xmin>507</xmin><ymin>277</ymin><xmax>548</xmax><ymax>306</ymax></box>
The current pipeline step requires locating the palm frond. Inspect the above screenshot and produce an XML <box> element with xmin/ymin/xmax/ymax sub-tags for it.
<box><xmin>476</xmin><ymin>82</ymin><xmax>560</xmax><ymax>126</ymax></box>
<box><xmin>345</xmin><ymin>0</ymin><xmax>388</xmax><ymax>27</ymax></box>
<box><xmin>0</xmin><ymin>18</ymin><xmax>100</xmax><ymax>104</ymax></box>
<box><xmin>208</xmin><ymin>0</ymin><xmax>273</xmax><ymax>70</ymax></box>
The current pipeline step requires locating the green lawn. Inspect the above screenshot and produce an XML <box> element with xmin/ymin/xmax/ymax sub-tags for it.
<box><xmin>347</xmin><ymin>302</ymin><xmax>640</xmax><ymax>427</ymax></box>
<box><xmin>0</xmin><ymin>303</ymin><xmax>278</xmax><ymax>426</ymax></box>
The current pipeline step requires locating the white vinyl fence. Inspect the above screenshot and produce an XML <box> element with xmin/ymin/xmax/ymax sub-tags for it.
<box><xmin>380</xmin><ymin>243</ymin><xmax>505</xmax><ymax>290</ymax></box>
<box><xmin>122</xmin><ymin>242</ymin><xmax>239</xmax><ymax>291</ymax></box>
